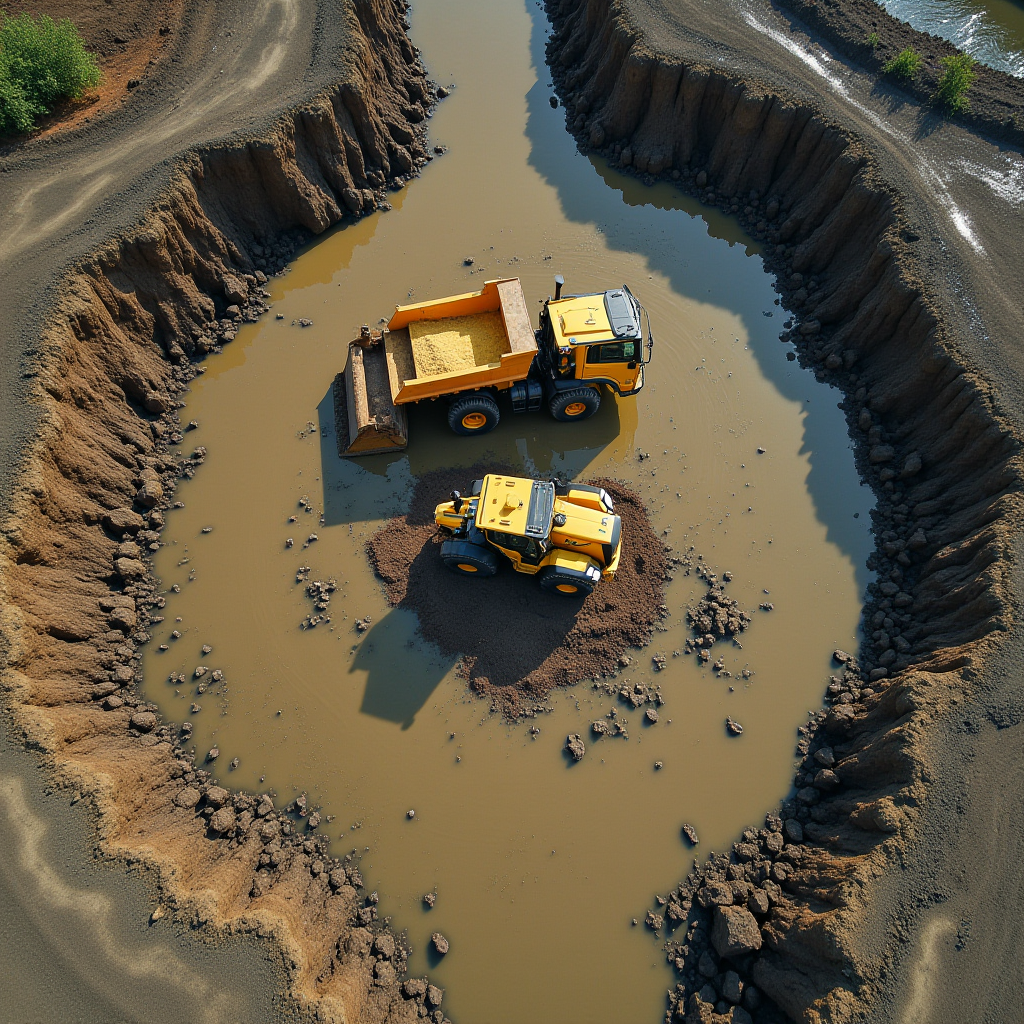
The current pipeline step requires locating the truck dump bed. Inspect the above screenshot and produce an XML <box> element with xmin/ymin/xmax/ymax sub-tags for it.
<box><xmin>338</xmin><ymin>278</ymin><xmax>538</xmax><ymax>457</ymax></box>
<box><xmin>385</xmin><ymin>278</ymin><xmax>537</xmax><ymax>404</ymax></box>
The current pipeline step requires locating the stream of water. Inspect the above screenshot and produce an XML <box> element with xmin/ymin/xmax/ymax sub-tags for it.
<box><xmin>141</xmin><ymin>1</ymin><xmax>873</xmax><ymax>1020</ymax></box>
<box><xmin>879</xmin><ymin>0</ymin><xmax>1024</xmax><ymax>75</ymax></box>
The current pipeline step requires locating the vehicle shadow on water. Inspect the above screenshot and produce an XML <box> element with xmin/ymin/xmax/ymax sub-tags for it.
<box><xmin>352</xmin><ymin>610</ymin><xmax>453</xmax><ymax>729</ymax></box>
<box><xmin>316</xmin><ymin>377</ymin><xmax>631</xmax><ymax>525</ymax></box>
<box><xmin>522</xmin><ymin>0</ymin><xmax>874</xmax><ymax>595</ymax></box>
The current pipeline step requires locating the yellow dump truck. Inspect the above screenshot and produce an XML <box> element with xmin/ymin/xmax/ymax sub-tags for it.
<box><xmin>433</xmin><ymin>473</ymin><xmax>621</xmax><ymax>597</ymax></box>
<box><xmin>336</xmin><ymin>275</ymin><xmax>652</xmax><ymax>456</ymax></box>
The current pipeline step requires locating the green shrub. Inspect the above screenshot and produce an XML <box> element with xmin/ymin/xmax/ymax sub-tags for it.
<box><xmin>0</xmin><ymin>11</ymin><xmax>101</xmax><ymax>135</ymax></box>
<box><xmin>883</xmin><ymin>47</ymin><xmax>924</xmax><ymax>80</ymax></box>
<box><xmin>866</xmin><ymin>32</ymin><xmax>880</xmax><ymax>50</ymax></box>
<box><xmin>934</xmin><ymin>52</ymin><xmax>977</xmax><ymax>113</ymax></box>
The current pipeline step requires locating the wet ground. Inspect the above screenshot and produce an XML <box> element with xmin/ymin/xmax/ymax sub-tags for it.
<box><xmin>879</xmin><ymin>0</ymin><xmax>1024</xmax><ymax>75</ymax></box>
<box><xmin>140</xmin><ymin>0</ymin><xmax>872</xmax><ymax>1020</ymax></box>
<box><xmin>0</xmin><ymin>722</ymin><xmax>300</xmax><ymax>1024</ymax></box>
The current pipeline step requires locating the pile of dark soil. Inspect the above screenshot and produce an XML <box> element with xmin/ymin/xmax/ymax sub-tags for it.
<box><xmin>367</xmin><ymin>466</ymin><xmax>669</xmax><ymax>716</ymax></box>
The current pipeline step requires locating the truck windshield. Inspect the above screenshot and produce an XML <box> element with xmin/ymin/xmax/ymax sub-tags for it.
<box><xmin>586</xmin><ymin>340</ymin><xmax>637</xmax><ymax>363</ymax></box>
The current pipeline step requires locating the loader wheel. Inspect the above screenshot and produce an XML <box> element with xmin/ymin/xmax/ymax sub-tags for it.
<box><xmin>549</xmin><ymin>387</ymin><xmax>600</xmax><ymax>422</ymax></box>
<box><xmin>538</xmin><ymin>567</ymin><xmax>595</xmax><ymax>598</ymax></box>
<box><xmin>449</xmin><ymin>393</ymin><xmax>500</xmax><ymax>436</ymax></box>
<box><xmin>440</xmin><ymin>539</ymin><xmax>499</xmax><ymax>577</ymax></box>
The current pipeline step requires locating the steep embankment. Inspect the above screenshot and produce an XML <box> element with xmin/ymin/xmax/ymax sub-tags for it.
<box><xmin>0</xmin><ymin>2</ymin><xmax>452</xmax><ymax>1022</ymax></box>
<box><xmin>543</xmin><ymin>0</ymin><xmax>1021</xmax><ymax>1020</ymax></box>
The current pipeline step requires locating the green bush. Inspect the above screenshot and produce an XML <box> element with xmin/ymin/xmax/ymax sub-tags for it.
<box><xmin>0</xmin><ymin>11</ymin><xmax>101</xmax><ymax>135</ymax></box>
<box><xmin>883</xmin><ymin>47</ymin><xmax>924</xmax><ymax>80</ymax></box>
<box><xmin>866</xmin><ymin>32</ymin><xmax>880</xmax><ymax>50</ymax></box>
<box><xmin>935</xmin><ymin>52</ymin><xmax>977</xmax><ymax>113</ymax></box>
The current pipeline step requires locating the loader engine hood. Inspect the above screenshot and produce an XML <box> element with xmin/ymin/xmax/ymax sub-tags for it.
<box><xmin>474</xmin><ymin>475</ymin><xmax>556</xmax><ymax>538</ymax></box>
<box><xmin>550</xmin><ymin>503</ymin><xmax>621</xmax><ymax>563</ymax></box>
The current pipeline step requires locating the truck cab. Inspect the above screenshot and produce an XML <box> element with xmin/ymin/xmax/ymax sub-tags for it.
<box><xmin>537</xmin><ymin>285</ymin><xmax>647</xmax><ymax>400</ymax></box>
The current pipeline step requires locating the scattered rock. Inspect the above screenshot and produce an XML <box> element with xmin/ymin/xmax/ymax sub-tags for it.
<box><xmin>565</xmin><ymin>734</ymin><xmax>586</xmax><ymax>761</ymax></box>
<box><xmin>173</xmin><ymin>787</ymin><xmax>201</xmax><ymax>808</ymax></box>
<box><xmin>645</xmin><ymin>707</ymin><xmax>659</xmax><ymax>723</ymax></box>
<box><xmin>104</xmin><ymin>507</ymin><xmax>146</xmax><ymax>534</ymax></box>
<box><xmin>206</xmin><ymin>747</ymin><xmax>220</xmax><ymax>762</ymax></box>
<box><xmin>108</xmin><ymin>606</ymin><xmax>137</xmax><ymax>632</ymax></box>
<box><xmin>130</xmin><ymin>711</ymin><xmax>157</xmax><ymax>732</ymax></box>
<box><xmin>681</xmin><ymin>823</ymin><xmax>699</xmax><ymax>846</ymax></box>
<box><xmin>209</xmin><ymin>807</ymin><xmax>237</xmax><ymax>833</ymax></box>
<box><xmin>711</xmin><ymin>904</ymin><xmax>763</xmax><ymax>957</ymax></box>
<box><xmin>726</xmin><ymin>717</ymin><xmax>743</xmax><ymax>736</ymax></box>
<box><xmin>431</xmin><ymin>931</ymin><xmax>449</xmax><ymax>955</ymax></box>
<box><xmin>403</xmin><ymin>978</ymin><xmax>427</xmax><ymax>999</ymax></box>
<box><xmin>423</xmin><ymin>892</ymin><xmax>436</xmax><ymax>908</ymax></box>
<box><xmin>783</xmin><ymin>818</ymin><xmax>804</xmax><ymax>843</ymax></box>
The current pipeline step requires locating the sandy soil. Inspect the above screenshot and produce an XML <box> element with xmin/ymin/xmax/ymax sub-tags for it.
<box><xmin>367</xmin><ymin>468</ymin><xmax>669</xmax><ymax>716</ymax></box>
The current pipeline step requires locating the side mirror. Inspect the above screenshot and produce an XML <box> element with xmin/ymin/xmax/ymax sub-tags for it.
<box><xmin>450</xmin><ymin>490</ymin><xmax>463</xmax><ymax>513</ymax></box>
<box><xmin>554</xmin><ymin>274</ymin><xmax>564</xmax><ymax>300</ymax></box>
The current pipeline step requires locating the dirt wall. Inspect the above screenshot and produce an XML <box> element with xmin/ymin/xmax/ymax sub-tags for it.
<box><xmin>543</xmin><ymin>0</ymin><xmax>1022</xmax><ymax>1020</ymax></box>
<box><xmin>0</xmin><ymin>2</ymin><xmax>452</xmax><ymax>1022</ymax></box>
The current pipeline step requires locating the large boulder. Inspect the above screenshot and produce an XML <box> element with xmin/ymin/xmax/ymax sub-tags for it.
<box><xmin>114</xmin><ymin>557</ymin><xmax>146</xmax><ymax>579</ymax></box>
<box><xmin>135</xmin><ymin>468</ymin><xmax>164</xmax><ymax>508</ymax></box>
<box><xmin>129</xmin><ymin>711</ymin><xmax>157</xmax><ymax>733</ymax></box>
<box><xmin>205</xmin><ymin>786</ymin><xmax>230</xmax><ymax>808</ymax></box>
<box><xmin>209</xmin><ymin>807</ymin><xmax>237</xmax><ymax>833</ymax></box>
<box><xmin>712</xmin><ymin>904</ymin><xmax>763</xmax><ymax>958</ymax></box>
<box><xmin>173</xmin><ymin>787</ymin><xmax>201</xmax><ymax>808</ymax></box>
<box><xmin>103</xmin><ymin>507</ymin><xmax>145</xmax><ymax>534</ymax></box>
<box><xmin>143</xmin><ymin>391</ymin><xmax>171</xmax><ymax>414</ymax></box>
<box><xmin>108</xmin><ymin>605</ymin><xmax>137</xmax><ymax>632</ymax></box>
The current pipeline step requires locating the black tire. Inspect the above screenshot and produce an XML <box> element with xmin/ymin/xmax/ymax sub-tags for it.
<box><xmin>440</xmin><ymin>539</ymin><xmax>499</xmax><ymax>577</ymax></box>
<box><xmin>549</xmin><ymin>387</ymin><xmax>600</xmax><ymax>422</ymax></box>
<box><xmin>448</xmin><ymin>393</ymin><xmax>500</xmax><ymax>436</ymax></box>
<box><xmin>538</xmin><ymin>566</ymin><xmax>596</xmax><ymax>597</ymax></box>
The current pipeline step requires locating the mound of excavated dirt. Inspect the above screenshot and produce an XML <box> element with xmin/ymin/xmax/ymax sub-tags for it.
<box><xmin>367</xmin><ymin>467</ymin><xmax>668</xmax><ymax>716</ymax></box>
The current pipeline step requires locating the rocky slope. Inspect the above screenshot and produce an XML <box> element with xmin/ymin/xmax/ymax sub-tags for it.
<box><xmin>0</xmin><ymin>2</ymin><xmax>454</xmax><ymax>1021</ymax></box>
<box><xmin>543</xmin><ymin>0</ymin><xmax>1022</xmax><ymax>1020</ymax></box>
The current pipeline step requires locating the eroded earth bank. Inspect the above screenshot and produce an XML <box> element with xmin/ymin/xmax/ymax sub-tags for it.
<box><xmin>1</xmin><ymin>0</ymin><xmax>1023</xmax><ymax>1022</ymax></box>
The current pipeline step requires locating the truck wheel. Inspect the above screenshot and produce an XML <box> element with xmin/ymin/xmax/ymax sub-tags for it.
<box><xmin>440</xmin><ymin>539</ymin><xmax>499</xmax><ymax>577</ymax></box>
<box><xmin>549</xmin><ymin>387</ymin><xmax>600</xmax><ymax>422</ymax></box>
<box><xmin>538</xmin><ymin>566</ymin><xmax>596</xmax><ymax>597</ymax></box>
<box><xmin>448</xmin><ymin>393</ymin><xmax>500</xmax><ymax>436</ymax></box>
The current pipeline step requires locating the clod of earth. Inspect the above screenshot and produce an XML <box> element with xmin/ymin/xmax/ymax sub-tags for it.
<box><xmin>565</xmin><ymin>734</ymin><xmax>586</xmax><ymax>761</ymax></box>
<box><xmin>367</xmin><ymin>467</ymin><xmax>668</xmax><ymax>716</ymax></box>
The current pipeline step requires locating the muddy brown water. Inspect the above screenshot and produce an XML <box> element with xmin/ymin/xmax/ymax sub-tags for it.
<box><xmin>141</xmin><ymin>0</ymin><xmax>873</xmax><ymax>1019</ymax></box>
<box><xmin>880</xmin><ymin>0</ymin><xmax>1024</xmax><ymax>75</ymax></box>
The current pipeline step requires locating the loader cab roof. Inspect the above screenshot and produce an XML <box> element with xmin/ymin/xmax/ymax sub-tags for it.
<box><xmin>474</xmin><ymin>474</ymin><xmax>555</xmax><ymax>539</ymax></box>
<box><xmin>548</xmin><ymin>287</ymin><xmax>641</xmax><ymax>347</ymax></box>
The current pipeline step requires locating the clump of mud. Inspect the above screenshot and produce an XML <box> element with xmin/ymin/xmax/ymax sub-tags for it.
<box><xmin>684</xmin><ymin>580</ymin><xmax>752</xmax><ymax>662</ymax></box>
<box><xmin>367</xmin><ymin>466</ymin><xmax>668</xmax><ymax>716</ymax></box>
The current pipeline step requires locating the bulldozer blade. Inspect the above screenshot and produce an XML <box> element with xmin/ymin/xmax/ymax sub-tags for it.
<box><xmin>334</xmin><ymin>339</ymin><xmax>408</xmax><ymax>457</ymax></box>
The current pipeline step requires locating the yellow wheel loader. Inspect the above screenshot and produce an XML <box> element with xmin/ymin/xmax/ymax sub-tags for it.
<box><xmin>335</xmin><ymin>275</ymin><xmax>653</xmax><ymax>456</ymax></box>
<box><xmin>433</xmin><ymin>473</ymin><xmax>622</xmax><ymax>597</ymax></box>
